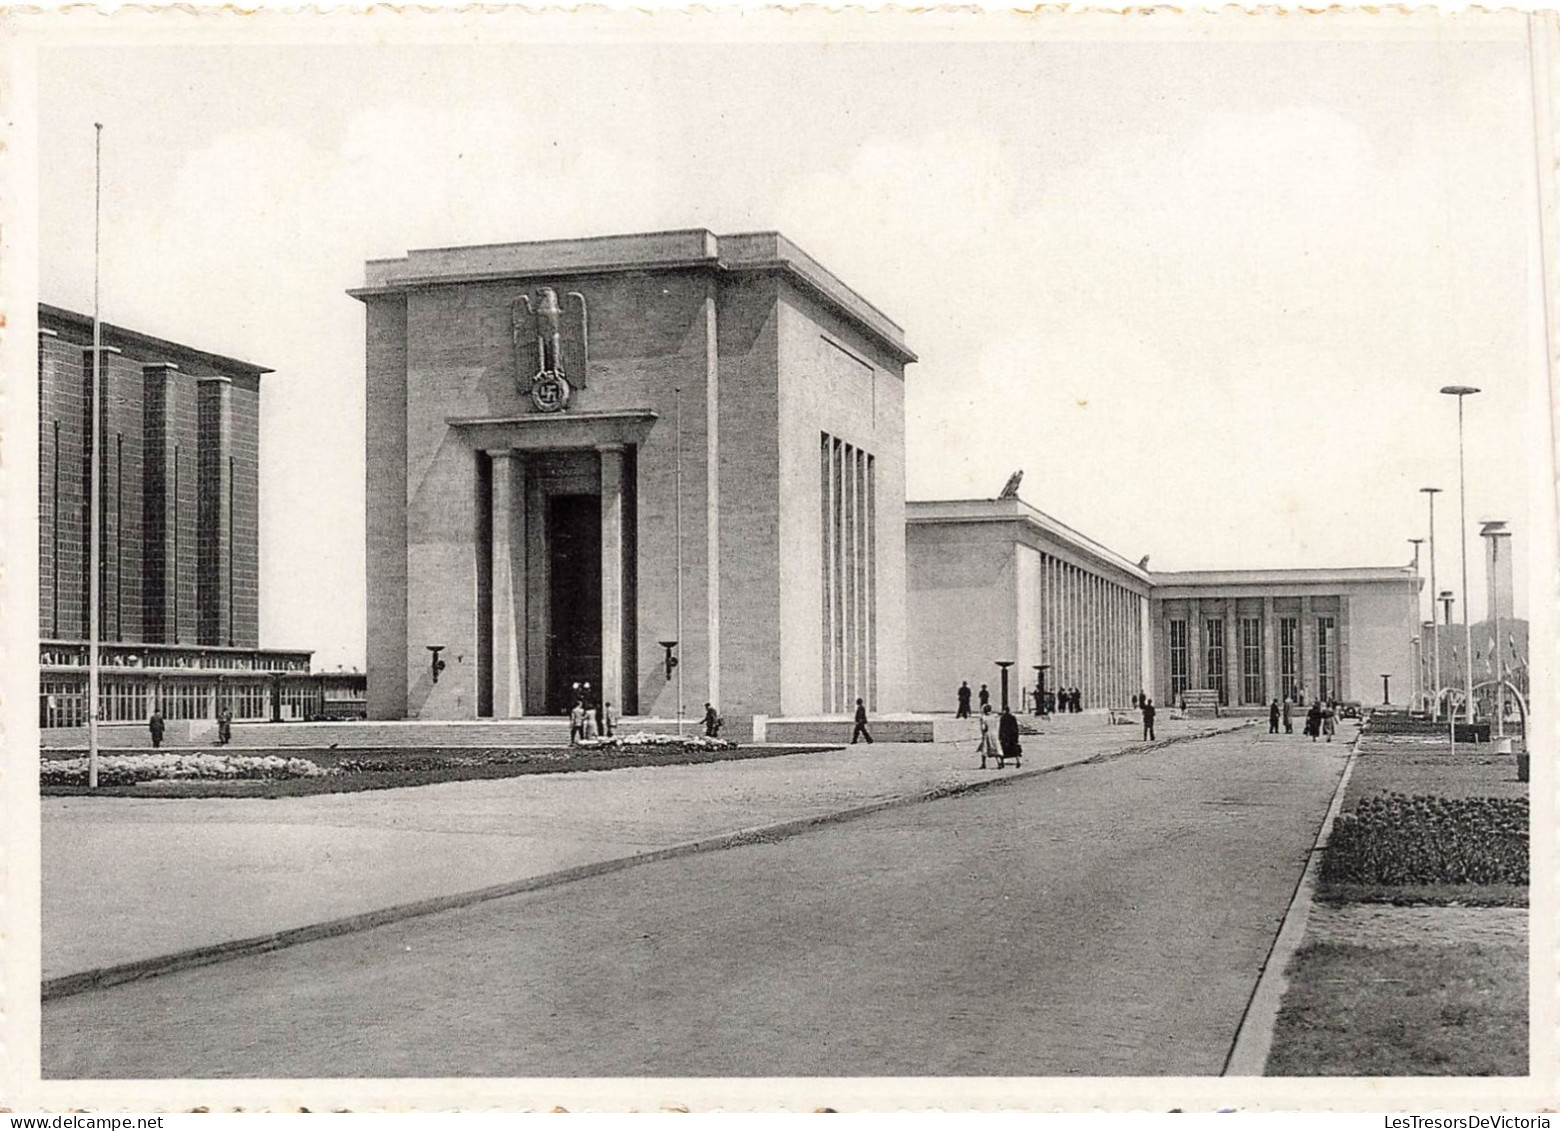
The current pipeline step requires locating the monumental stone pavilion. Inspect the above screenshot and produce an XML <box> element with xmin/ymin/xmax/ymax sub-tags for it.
<box><xmin>351</xmin><ymin>231</ymin><xmax>912</xmax><ymax>722</ymax></box>
<box><xmin>354</xmin><ymin>231</ymin><xmax>1422</xmax><ymax>726</ymax></box>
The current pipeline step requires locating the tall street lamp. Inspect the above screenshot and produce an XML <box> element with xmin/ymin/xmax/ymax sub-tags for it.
<box><xmin>1440</xmin><ymin>384</ymin><xmax>1480</xmax><ymax>732</ymax></box>
<box><xmin>1420</xmin><ymin>487</ymin><xmax>1442</xmax><ymax>715</ymax></box>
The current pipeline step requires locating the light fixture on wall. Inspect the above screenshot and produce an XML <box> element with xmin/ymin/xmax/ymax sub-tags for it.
<box><xmin>427</xmin><ymin>645</ymin><xmax>446</xmax><ymax>684</ymax></box>
<box><xmin>659</xmin><ymin>640</ymin><xmax>679</xmax><ymax>682</ymax></box>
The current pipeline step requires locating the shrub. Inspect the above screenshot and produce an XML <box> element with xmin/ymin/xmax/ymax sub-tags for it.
<box><xmin>1322</xmin><ymin>793</ymin><xmax>1528</xmax><ymax>886</ymax></box>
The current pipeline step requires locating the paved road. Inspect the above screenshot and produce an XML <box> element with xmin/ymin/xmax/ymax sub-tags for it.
<box><xmin>44</xmin><ymin>727</ymin><xmax>1347</xmax><ymax>1078</ymax></box>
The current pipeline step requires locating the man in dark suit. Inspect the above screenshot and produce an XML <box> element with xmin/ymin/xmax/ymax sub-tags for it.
<box><xmin>956</xmin><ymin>681</ymin><xmax>972</xmax><ymax>718</ymax></box>
<box><xmin>851</xmin><ymin>698</ymin><xmax>873</xmax><ymax>744</ymax></box>
<box><xmin>1141</xmin><ymin>697</ymin><xmax>1156</xmax><ymax>741</ymax></box>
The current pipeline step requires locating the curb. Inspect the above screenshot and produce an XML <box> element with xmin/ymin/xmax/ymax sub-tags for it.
<box><xmin>1221</xmin><ymin>727</ymin><xmax>1363</xmax><ymax>1076</ymax></box>
<box><xmin>42</xmin><ymin>722</ymin><xmax>1238</xmax><ymax>1003</ymax></box>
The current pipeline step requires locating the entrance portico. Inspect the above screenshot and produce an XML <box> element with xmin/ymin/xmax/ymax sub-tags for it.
<box><xmin>456</xmin><ymin>412</ymin><xmax>654</xmax><ymax>719</ymax></box>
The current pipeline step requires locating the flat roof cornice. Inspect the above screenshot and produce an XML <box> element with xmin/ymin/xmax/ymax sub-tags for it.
<box><xmin>349</xmin><ymin>229</ymin><xmax>917</xmax><ymax>366</ymax></box>
<box><xmin>907</xmin><ymin>497</ymin><xmax>1151</xmax><ymax>584</ymax></box>
<box><xmin>39</xmin><ymin>304</ymin><xmax>273</xmax><ymax>378</ymax></box>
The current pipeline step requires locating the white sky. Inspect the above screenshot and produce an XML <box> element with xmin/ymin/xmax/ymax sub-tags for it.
<box><xmin>30</xmin><ymin>16</ymin><xmax>1547</xmax><ymax>669</ymax></box>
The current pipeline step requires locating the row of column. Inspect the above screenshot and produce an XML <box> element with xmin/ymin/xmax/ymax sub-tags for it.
<box><xmin>820</xmin><ymin>434</ymin><xmax>876</xmax><ymax>713</ymax></box>
<box><xmin>1037</xmin><ymin>552</ymin><xmax>1144</xmax><ymax>709</ymax></box>
<box><xmin>1167</xmin><ymin>596</ymin><xmax>1349</xmax><ymax>705</ymax></box>
<box><xmin>487</xmin><ymin>444</ymin><xmax>626</xmax><ymax>718</ymax></box>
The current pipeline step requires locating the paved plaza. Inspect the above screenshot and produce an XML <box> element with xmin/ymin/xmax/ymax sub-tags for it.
<box><xmin>43</xmin><ymin>721</ymin><xmax>1350</xmax><ymax>1078</ymax></box>
<box><xmin>43</xmin><ymin>716</ymin><xmax>1236</xmax><ymax>979</ymax></box>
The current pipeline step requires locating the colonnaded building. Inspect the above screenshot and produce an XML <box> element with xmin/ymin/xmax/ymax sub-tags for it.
<box><xmin>354</xmin><ymin>230</ymin><xmax>1423</xmax><ymax>724</ymax></box>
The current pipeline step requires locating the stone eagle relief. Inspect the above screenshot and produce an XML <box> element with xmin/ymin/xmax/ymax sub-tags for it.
<box><xmin>512</xmin><ymin>286</ymin><xmax>589</xmax><ymax>413</ymax></box>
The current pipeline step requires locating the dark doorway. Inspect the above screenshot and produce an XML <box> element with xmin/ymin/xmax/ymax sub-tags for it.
<box><xmin>546</xmin><ymin>494</ymin><xmax>602</xmax><ymax>714</ymax></box>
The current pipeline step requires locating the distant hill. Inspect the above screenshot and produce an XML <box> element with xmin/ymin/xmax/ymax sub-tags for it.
<box><xmin>1421</xmin><ymin>618</ymin><xmax>1529</xmax><ymax>685</ymax></box>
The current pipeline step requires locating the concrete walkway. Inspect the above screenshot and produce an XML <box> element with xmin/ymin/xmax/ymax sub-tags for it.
<box><xmin>43</xmin><ymin>717</ymin><xmax>1245</xmax><ymax>980</ymax></box>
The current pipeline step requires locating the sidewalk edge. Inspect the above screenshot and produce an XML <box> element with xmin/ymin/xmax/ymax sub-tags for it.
<box><xmin>1222</xmin><ymin>728</ymin><xmax>1362</xmax><ymax>1076</ymax></box>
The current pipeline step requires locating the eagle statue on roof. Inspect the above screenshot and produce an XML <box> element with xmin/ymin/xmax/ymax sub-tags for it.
<box><xmin>998</xmin><ymin>470</ymin><xmax>1023</xmax><ymax>499</ymax></box>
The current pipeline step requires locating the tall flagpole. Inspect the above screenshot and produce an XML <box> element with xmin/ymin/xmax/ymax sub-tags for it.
<box><xmin>674</xmin><ymin>386</ymin><xmax>684</xmax><ymax>736</ymax></box>
<box><xmin>88</xmin><ymin>122</ymin><xmax>103</xmax><ymax>789</ymax></box>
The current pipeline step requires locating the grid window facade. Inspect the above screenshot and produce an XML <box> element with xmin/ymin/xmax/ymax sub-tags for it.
<box><xmin>1241</xmin><ymin>617</ymin><xmax>1263</xmax><ymax>705</ymax></box>
<box><xmin>40</xmin><ymin>677</ymin><xmax>87</xmax><ymax>728</ymax></box>
<box><xmin>1205</xmin><ymin>618</ymin><xmax>1226</xmax><ymax>705</ymax></box>
<box><xmin>1317</xmin><ymin>616</ymin><xmax>1336</xmax><ymax>702</ymax></box>
<box><xmin>1279</xmin><ymin>617</ymin><xmax>1299</xmax><ymax>700</ymax></box>
<box><xmin>226</xmin><ymin>680</ymin><xmax>270</xmax><ymax>720</ymax></box>
<box><xmin>1169</xmin><ymin>619</ymin><xmax>1189</xmax><ymax>700</ymax></box>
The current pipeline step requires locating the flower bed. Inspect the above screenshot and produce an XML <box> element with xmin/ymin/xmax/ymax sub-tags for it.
<box><xmin>41</xmin><ymin>752</ymin><xmax>328</xmax><ymax>787</ymax></box>
<box><xmin>1321</xmin><ymin>793</ymin><xmax>1528</xmax><ymax>887</ymax></box>
<box><xmin>574</xmin><ymin>732</ymin><xmax>737</xmax><ymax>752</ymax></box>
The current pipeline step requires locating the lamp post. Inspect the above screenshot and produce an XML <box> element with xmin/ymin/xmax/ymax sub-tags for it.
<box><xmin>1440</xmin><ymin>590</ymin><xmax>1457</xmax><ymax>753</ymax></box>
<box><xmin>995</xmin><ymin>661</ymin><xmax>1014</xmax><ymax>713</ymax></box>
<box><xmin>1034</xmin><ymin>664</ymin><xmax>1051</xmax><ymax>716</ymax></box>
<box><xmin>1420</xmin><ymin>487</ymin><xmax>1442</xmax><ymax>717</ymax></box>
<box><xmin>1408</xmin><ymin>537</ymin><xmax>1424</xmax><ymax>709</ymax></box>
<box><xmin>1440</xmin><ymin>384</ymin><xmax>1480</xmax><ymax>732</ymax></box>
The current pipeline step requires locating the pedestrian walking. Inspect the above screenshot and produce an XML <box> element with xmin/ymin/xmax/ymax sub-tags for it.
<box><xmin>216</xmin><ymin>704</ymin><xmax>233</xmax><ymax>747</ymax></box>
<box><xmin>580</xmin><ymin>706</ymin><xmax>597</xmax><ymax>740</ymax></box>
<box><xmin>996</xmin><ymin>705</ymin><xmax>1021</xmax><ymax>768</ymax></box>
<box><xmin>976</xmin><ymin>705</ymin><xmax>998</xmax><ymax>768</ymax></box>
<box><xmin>1322</xmin><ymin>700</ymin><xmax>1336</xmax><ymax>743</ymax></box>
<box><xmin>1269</xmin><ymin>699</ymin><xmax>1280</xmax><ymax>734</ymax></box>
<box><xmin>1141</xmin><ymin>696</ymin><xmax>1156</xmax><ymax>741</ymax></box>
<box><xmin>978</xmin><ymin>684</ymin><xmax>990</xmax><ymax>713</ymax></box>
<box><xmin>703</xmin><ymin>702</ymin><xmax>722</xmax><ymax>738</ymax></box>
<box><xmin>569</xmin><ymin>699</ymin><xmax>585</xmax><ymax>745</ymax></box>
<box><xmin>1282</xmin><ymin>698</ymin><xmax>1293</xmax><ymax>734</ymax></box>
<box><xmin>956</xmin><ymin>681</ymin><xmax>972</xmax><ymax>719</ymax></box>
<box><xmin>1305</xmin><ymin>701</ymin><xmax>1322</xmax><ymax>741</ymax></box>
<box><xmin>602</xmin><ymin>701</ymin><xmax>617</xmax><ymax>738</ymax></box>
<box><xmin>851</xmin><ymin>698</ymin><xmax>873</xmax><ymax>744</ymax></box>
<box><xmin>148</xmin><ymin>707</ymin><xmax>165</xmax><ymax>749</ymax></box>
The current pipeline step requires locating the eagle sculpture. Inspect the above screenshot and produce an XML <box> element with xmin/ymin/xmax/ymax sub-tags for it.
<box><xmin>998</xmin><ymin>470</ymin><xmax>1023</xmax><ymax>499</ymax></box>
<box><xmin>513</xmin><ymin>287</ymin><xmax>589</xmax><ymax>411</ymax></box>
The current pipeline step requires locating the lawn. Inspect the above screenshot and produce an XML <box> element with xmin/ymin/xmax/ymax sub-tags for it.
<box><xmin>1266</xmin><ymin>940</ymin><xmax>1527</xmax><ymax>1076</ymax></box>
<box><xmin>40</xmin><ymin>743</ymin><xmax>837</xmax><ymax>798</ymax></box>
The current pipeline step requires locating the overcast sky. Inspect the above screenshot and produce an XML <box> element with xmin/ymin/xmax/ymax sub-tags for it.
<box><xmin>31</xmin><ymin>15</ymin><xmax>1547</xmax><ymax>669</ymax></box>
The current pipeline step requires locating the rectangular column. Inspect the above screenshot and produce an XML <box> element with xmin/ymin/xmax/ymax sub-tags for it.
<box><xmin>1337</xmin><ymin>595</ymin><xmax>1351</xmax><ymax>701</ymax></box>
<box><xmin>1190</xmin><ymin>598</ymin><xmax>1204</xmax><ymax>690</ymax></box>
<box><xmin>1299</xmin><ymin>595</ymin><xmax>1314</xmax><ymax>702</ymax></box>
<box><xmin>196</xmin><ymin>376</ymin><xmax>233</xmax><ymax>646</ymax></box>
<box><xmin>599</xmin><ymin>445</ymin><xmax>625</xmax><ymax>720</ymax></box>
<box><xmin>489</xmin><ymin>451</ymin><xmax>526</xmax><ymax>718</ymax></box>
<box><xmin>1262</xmin><ymin>595</ymin><xmax>1278</xmax><ymax>703</ymax></box>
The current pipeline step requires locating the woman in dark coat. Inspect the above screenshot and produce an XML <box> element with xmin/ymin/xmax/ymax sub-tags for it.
<box><xmin>996</xmin><ymin>706</ymin><xmax>1022</xmax><ymax>768</ymax></box>
<box><xmin>1305</xmin><ymin>701</ymin><xmax>1323</xmax><ymax>741</ymax></box>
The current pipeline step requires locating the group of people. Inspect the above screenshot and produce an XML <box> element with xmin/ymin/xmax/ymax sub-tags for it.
<box><xmin>973</xmin><ymin>702</ymin><xmax>1021</xmax><ymax>768</ymax></box>
<box><xmin>147</xmin><ymin>704</ymin><xmax>231</xmax><ymax>748</ymax></box>
<box><xmin>1267</xmin><ymin>697</ymin><xmax>1338</xmax><ymax>742</ymax></box>
<box><xmin>569</xmin><ymin>698</ymin><xmax>618</xmax><ymax>744</ymax></box>
<box><xmin>956</xmin><ymin>680</ymin><xmax>1084</xmax><ymax>719</ymax></box>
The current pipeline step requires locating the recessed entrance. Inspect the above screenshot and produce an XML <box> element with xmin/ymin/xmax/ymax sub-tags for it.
<box><xmin>546</xmin><ymin>494</ymin><xmax>602</xmax><ymax>713</ymax></box>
